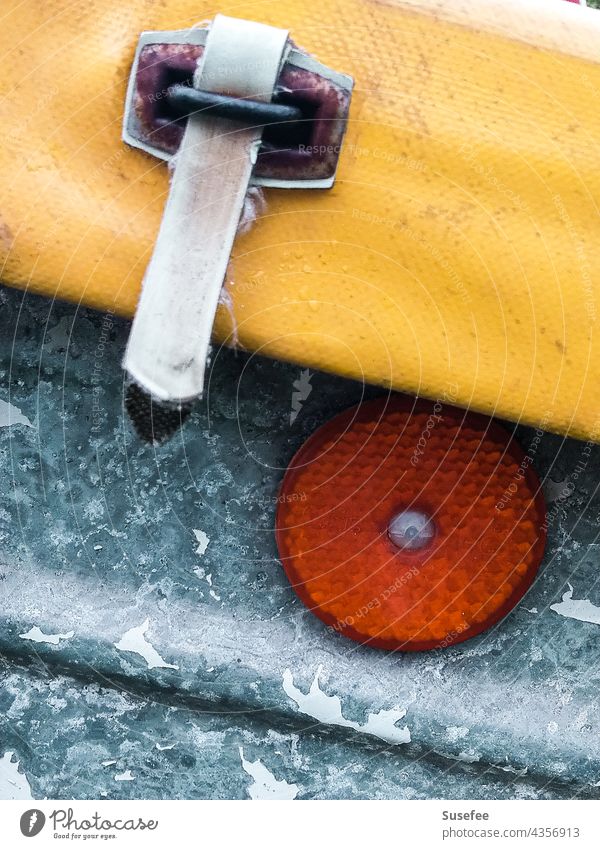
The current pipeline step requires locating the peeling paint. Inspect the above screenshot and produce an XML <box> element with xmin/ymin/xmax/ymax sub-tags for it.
<box><xmin>0</xmin><ymin>752</ymin><xmax>34</xmax><ymax>800</ymax></box>
<box><xmin>497</xmin><ymin>762</ymin><xmax>528</xmax><ymax>776</ymax></box>
<box><xmin>239</xmin><ymin>747</ymin><xmax>298</xmax><ymax>800</ymax></box>
<box><xmin>192</xmin><ymin>529</ymin><xmax>210</xmax><ymax>556</ymax></box>
<box><xmin>0</xmin><ymin>399</ymin><xmax>33</xmax><ymax>429</ymax></box>
<box><xmin>457</xmin><ymin>750</ymin><xmax>481</xmax><ymax>764</ymax></box>
<box><xmin>283</xmin><ymin>666</ymin><xmax>410</xmax><ymax>745</ymax></box>
<box><xmin>114</xmin><ymin>770</ymin><xmax>134</xmax><ymax>782</ymax></box>
<box><xmin>550</xmin><ymin>585</ymin><xmax>600</xmax><ymax>626</ymax></box>
<box><xmin>114</xmin><ymin>619</ymin><xmax>179</xmax><ymax>670</ymax></box>
<box><xmin>446</xmin><ymin>726</ymin><xmax>469</xmax><ymax>742</ymax></box>
<box><xmin>19</xmin><ymin>626</ymin><xmax>74</xmax><ymax>645</ymax></box>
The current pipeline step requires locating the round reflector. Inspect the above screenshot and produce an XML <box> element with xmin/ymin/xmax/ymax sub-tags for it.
<box><xmin>276</xmin><ymin>396</ymin><xmax>546</xmax><ymax>651</ymax></box>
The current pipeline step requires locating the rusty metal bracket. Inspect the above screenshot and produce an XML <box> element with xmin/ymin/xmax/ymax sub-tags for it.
<box><xmin>122</xmin><ymin>27</ymin><xmax>353</xmax><ymax>189</ymax></box>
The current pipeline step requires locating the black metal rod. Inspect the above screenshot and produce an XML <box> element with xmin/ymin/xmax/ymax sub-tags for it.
<box><xmin>166</xmin><ymin>85</ymin><xmax>304</xmax><ymax>125</ymax></box>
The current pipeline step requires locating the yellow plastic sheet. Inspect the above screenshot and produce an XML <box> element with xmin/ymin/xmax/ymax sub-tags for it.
<box><xmin>1</xmin><ymin>0</ymin><xmax>599</xmax><ymax>439</ymax></box>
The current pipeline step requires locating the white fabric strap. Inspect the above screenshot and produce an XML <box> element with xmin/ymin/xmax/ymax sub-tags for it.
<box><xmin>123</xmin><ymin>15</ymin><xmax>289</xmax><ymax>402</ymax></box>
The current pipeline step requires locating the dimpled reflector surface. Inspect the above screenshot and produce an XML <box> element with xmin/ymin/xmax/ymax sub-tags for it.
<box><xmin>275</xmin><ymin>396</ymin><xmax>547</xmax><ymax>651</ymax></box>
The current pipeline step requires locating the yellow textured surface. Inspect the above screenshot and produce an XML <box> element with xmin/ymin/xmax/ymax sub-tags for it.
<box><xmin>1</xmin><ymin>0</ymin><xmax>599</xmax><ymax>439</ymax></box>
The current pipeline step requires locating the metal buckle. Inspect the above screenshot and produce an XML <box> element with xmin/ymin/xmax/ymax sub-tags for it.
<box><xmin>166</xmin><ymin>85</ymin><xmax>304</xmax><ymax>125</ymax></box>
<box><xmin>123</xmin><ymin>27</ymin><xmax>353</xmax><ymax>189</ymax></box>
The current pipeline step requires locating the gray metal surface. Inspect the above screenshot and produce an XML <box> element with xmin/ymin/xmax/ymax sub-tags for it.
<box><xmin>1</xmin><ymin>285</ymin><xmax>599</xmax><ymax>799</ymax></box>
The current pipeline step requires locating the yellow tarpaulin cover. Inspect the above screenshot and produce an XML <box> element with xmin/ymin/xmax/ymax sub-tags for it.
<box><xmin>0</xmin><ymin>0</ymin><xmax>599</xmax><ymax>439</ymax></box>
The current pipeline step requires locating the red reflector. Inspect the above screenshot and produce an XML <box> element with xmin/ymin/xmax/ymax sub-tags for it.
<box><xmin>276</xmin><ymin>396</ymin><xmax>547</xmax><ymax>651</ymax></box>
